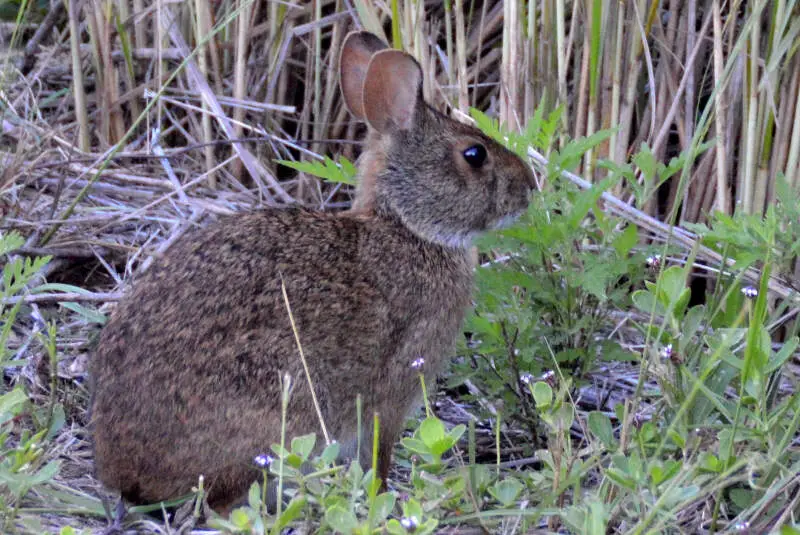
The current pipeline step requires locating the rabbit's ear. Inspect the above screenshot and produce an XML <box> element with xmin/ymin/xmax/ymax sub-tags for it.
<box><xmin>340</xmin><ymin>31</ymin><xmax>388</xmax><ymax>120</ymax></box>
<box><xmin>363</xmin><ymin>50</ymin><xmax>422</xmax><ymax>133</ymax></box>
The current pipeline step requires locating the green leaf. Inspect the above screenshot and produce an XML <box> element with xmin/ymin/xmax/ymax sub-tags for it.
<box><xmin>469</xmin><ymin>108</ymin><xmax>506</xmax><ymax>145</ymax></box>
<box><xmin>59</xmin><ymin>302</ymin><xmax>107</xmax><ymax>324</ymax></box>
<box><xmin>728</xmin><ymin>487</ymin><xmax>756</xmax><ymax>512</ymax></box>
<box><xmin>566</xmin><ymin>175</ymin><xmax>615</xmax><ymax>230</ymax></box>
<box><xmin>658</xmin><ymin>266</ymin><xmax>687</xmax><ymax>311</ymax></box>
<box><xmin>633</xmin><ymin>143</ymin><xmax>658</xmax><ymax>183</ymax></box>
<box><xmin>588</xmin><ymin>412</ymin><xmax>615</xmax><ymax>449</ymax></box>
<box><xmin>679</xmin><ymin>305</ymin><xmax>705</xmax><ymax>353</ymax></box>
<box><xmin>599</xmin><ymin>341</ymin><xmax>638</xmax><ymax>362</ymax></box>
<box><xmin>0</xmin><ymin>231</ymin><xmax>24</xmax><ymax>255</ymax></box>
<box><xmin>325</xmin><ymin>504</ymin><xmax>358</xmax><ymax>534</ymax></box>
<box><xmin>32</xmin><ymin>283</ymin><xmax>92</xmax><ymax>294</ymax></box>
<box><xmin>402</xmin><ymin>499</ymin><xmax>424</xmax><ymax>523</ymax></box>
<box><xmin>648</xmin><ymin>460</ymin><xmax>680</xmax><ymax>485</ymax></box>
<box><xmin>419</xmin><ymin>417</ymin><xmax>446</xmax><ymax>450</ymax></box>
<box><xmin>698</xmin><ymin>452</ymin><xmax>722</xmax><ymax>473</ymax></box>
<box><xmin>632</xmin><ymin>289</ymin><xmax>666</xmax><ymax>317</ymax></box>
<box><xmin>276</xmin><ymin>157</ymin><xmax>357</xmax><ymax>185</ymax></box>
<box><xmin>532</xmin><ymin>382</ymin><xmax>553</xmax><ymax>408</ymax></box>
<box><xmin>45</xmin><ymin>404</ymin><xmax>66</xmax><ymax>440</ymax></box>
<box><xmin>612</xmin><ymin>224</ymin><xmax>638</xmax><ymax>256</ymax></box>
<box><xmin>488</xmin><ymin>477</ymin><xmax>523</xmax><ymax>506</ymax></box>
<box><xmin>447</xmin><ymin>424</ymin><xmax>466</xmax><ymax>445</ymax></box>
<box><xmin>0</xmin><ymin>387</ymin><xmax>28</xmax><ymax>426</ymax></box>
<box><xmin>276</xmin><ymin>495</ymin><xmax>307</xmax><ymax>530</ymax></box>
<box><xmin>290</xmin><ymin>433</ymin><xmax>316</xmax><ymax>461</ymax></box>
<box><xmin>766</xmin><ymin>336</ymin><xmax>799</xmax><ymax>374</ymax></box>
<box><xmin>370</xmin><ymin>492</ymin><xmax>396</xmax><ymax>523</ymax></box>
<box><xmin>319</xmin><ymin>441</ymin><xmax>340</xmax><ymax>466</ymax></box>
<box><xmin>604</xmin><ymin>468</ymin><xmax>636</xmax><ymax>491</ymax></box>
<box><xmin>585</xmin><ymin>499</ymin><xmax>609</xmax><ymax>535</ymax></box>
<box><xmin>247</xmin><ymin>481</ymin><xmax>261</xmax><ymax>509</ymax></box>
<box><xmin>230</xmin><ymin>508</ymin><xmax>251</xmax><ymax>528</ymax></box>
<box><xmin>400</xmin><ymin>437</ymin><xmax>429</xmax><ymax>456</ymax></box>
<box><xmin>0</xmin><ymin>460</ymin><xmax>61</xmax><ymax>498</ymax></box>
<box><xmin>386</xmin><ymin>519</ymin><xmax>406</xmax><ymax>535</ymax></box>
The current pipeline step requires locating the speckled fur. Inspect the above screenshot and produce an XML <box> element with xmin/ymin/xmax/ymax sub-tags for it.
<box><xmin>89</xmin><ymin>32</ymin><xmax>535</xmax><ymax>511</ymax></box>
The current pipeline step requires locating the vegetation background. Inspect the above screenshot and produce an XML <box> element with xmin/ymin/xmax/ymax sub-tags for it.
<box><xmin>2</xmin><ymin>0</ymin><xmax>800</xmax><ymax>533</ymax></box>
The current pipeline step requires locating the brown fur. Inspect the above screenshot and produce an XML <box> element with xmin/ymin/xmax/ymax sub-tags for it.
<box><xmin>89</xmin><ymin>31</ymin><xmax>535</xmax><ymax>511</ymax></box>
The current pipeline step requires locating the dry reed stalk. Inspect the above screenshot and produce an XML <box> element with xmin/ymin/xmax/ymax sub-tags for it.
<box><xmin>194</xmin><ymin>0</ymin><xmax>216</xmax><ymax>188</ymax></box>
<box><xmin>684</xmin><ymin>0</ymin><xmax>696</xmax><ymax>147</ymax></box>
<box><xmin>132</xmin><ymin>0</ymin><xmax>145</xmax><ymax>50</ymax></box>
<box><xmin>67</xmin><ymin>0</ymin><xmax>89</xmax><ymax>151</ymax></box>
<box><xmin>117</xmin><ymin>0</ymin><xmax>143</xmax><ymax>125</ymax></box>
<box><xmin>712</xmin><ymin>0</ymin><xmax>730</xmax><ymax>213</ymax></box>
<box><xmin>231</xmin><ymin>0</ymin><xmax>252</xmax><ymax>182</ymax></box>
<box><xmin>500</xmin><ymin>0</ymin><xmax>520</xmax><ymax>129</ymax></box>
<box><xmin>741</xmin><ymin>4</ymin><xmax>762</xmax><ymax>214</ymax></box>
<box><xmin>454</xmin><ymin>0</ymin><xmax>468</xmax><ymax>113</ymax></box>
<box><xmin>609</xmin><ymin>1</ymin><xmax>625</xmax><ymax>195</ymax></box>
<box><xmin>787</xmin><ymin>65</ymin><xmax>800</xmax><ymax>189</ymax></box>
<box><xmin>555</xmin><ymin>0</ymin><xmax>567</xmax><ymax>144</ymax></box>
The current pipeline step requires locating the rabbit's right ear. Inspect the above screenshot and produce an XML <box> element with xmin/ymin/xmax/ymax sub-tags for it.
<box><xmin>362</xmin><ymin>50</ymin><xmax>423</xmax><ymax>133</ymax></box>
<box><xmin>340</xmin><ymin>31</ymin><xmax>389</xmax><ymax>120</ymax></box>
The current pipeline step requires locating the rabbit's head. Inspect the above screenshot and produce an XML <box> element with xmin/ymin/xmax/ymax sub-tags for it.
<box><xmin>340</xmin><ymin>31</ymin><xmax>536</xmax><ymax>249</ymax></box>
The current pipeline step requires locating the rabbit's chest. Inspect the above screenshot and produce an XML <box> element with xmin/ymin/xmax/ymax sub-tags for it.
<box><xmin>385</xmin><ymin>267</ymin><xmax>473</xmax><ymax>377</ymax></box>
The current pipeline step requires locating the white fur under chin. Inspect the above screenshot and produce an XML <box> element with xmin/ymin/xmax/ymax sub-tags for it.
<box><xmin>431</xmin><ymin>211</ymin><xmax>526</xmax><ymax>249</ymax></box>
<box><xmin>431</xmin><ymin>230</ymin><xmax>480</xmax><ymax>250</ymax></box>
<box><xmin>492</xmin><ymin>211</ymin><xmax>526</xmax><ymax>230</ymax></box>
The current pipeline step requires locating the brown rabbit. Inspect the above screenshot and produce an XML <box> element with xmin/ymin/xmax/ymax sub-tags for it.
<box><xmin>89</xmin><ymin>31</ymin><xmax>535</xmax><ymax>512</ymax></box>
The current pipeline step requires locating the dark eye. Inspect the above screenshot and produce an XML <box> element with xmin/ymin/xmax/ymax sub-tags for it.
<box><xmin>462</xmin><ymin>144</ymin><xmax>487</xmax><ymax>168</ymax></box>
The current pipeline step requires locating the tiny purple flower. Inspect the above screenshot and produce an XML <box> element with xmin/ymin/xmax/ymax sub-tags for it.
<box><xmin>646</xmin><ymin>255</ymin><xmax>661</xmax><ymax>269</ymax></box>
<box><xmin>254</xmin><ymin>454</ymin><xmax>273</xmax><ymax>468</ymax></box>
<box><xmin>411</xmin><ymin>357</ymin><xmax>425</xmax><ymax>370</ymax></box>
<box><xmin>400</xmin><ymin>516</ymin><xmax>419</xmax><ymax>531</ymax></box>
<box><xmin>520</xmin><ymin>373</ymin><xmax>533</xmax><ymax>384</ymax></box>
<box><xmin>661</xmin><ymin>344</ymin><xmax>673</xmax><ymax>360</ymax></box>
<box><xmin>741</xmin><ymin>286</ymin><xmax>758</xmax><ymax>299</ymax></box>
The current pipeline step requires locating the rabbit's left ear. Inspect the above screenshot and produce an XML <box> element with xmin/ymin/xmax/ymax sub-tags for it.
<box><xmin>339</xmin><ymin>31</ymin><xmax>389</xmax><ymax>120</ymax></box>
<box><xmin>362</xmin><ymin>49</ymin><xmax>423</xmax><ymax>133</ymax></box>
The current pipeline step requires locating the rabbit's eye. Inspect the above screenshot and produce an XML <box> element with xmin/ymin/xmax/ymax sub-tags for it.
<box><xmin>462</xmin><ymin>144</ymin><xmax>487</xmax><ymax>168</ymax></box>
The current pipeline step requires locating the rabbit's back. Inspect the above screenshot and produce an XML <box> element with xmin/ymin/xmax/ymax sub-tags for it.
<box><xmin>90</xmin><ymin>206</ymin><xmax>473</xmax><ymax>507</ymax></box>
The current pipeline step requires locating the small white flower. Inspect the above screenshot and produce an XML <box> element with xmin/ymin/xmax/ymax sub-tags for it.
<box><xmin>646</xmin><ymin>255</ymin><xmax>661</xmax><ymax>268</ymax></box>
<box><xmin>540</xmin><ymin>370</ymin><xmax>555</xmax><ymax>382</ymax></box>
<box><xmin>254</xmin><ymin>454</ymin><xmax>273</xmax><ymax>467</ymax></box>
<box><xmin>733</xmin><ymin>522</ymin><xmax>749</xmax><ymax>531</ymax></box>
<box><xmin>411</xmin><ymin>357</ymin><xmax>425</xmax><ymax>369</ymax></box>
<box><xmin>400</xmin><ymin>516</ymin><xmax>419</xmax><ymax>531</ymax></box>
<box><xmin>661</xmin><ymin>344</ymin><xmax>673</xmax><ymax>360</ymax></box>
<box><xmin>520</xmin><ymin>373</ymin><xmax>533</xmax><ymax>384</ymax></box>
<box><xmin>741</xmin><ymin>286</ymin><xmax>758</xmax><ymax>299</ymax></box>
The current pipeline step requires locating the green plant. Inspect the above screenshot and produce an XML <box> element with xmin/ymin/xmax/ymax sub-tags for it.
<box><xmin>276</xmin><ymin>156</ymin><xmax>358</xmax><ymax>186</ymax></box>
<box><xmin>1</xmin><ymin>232</ymin><xmax>50</xmax><ymax>371</ymax></box>
<box><xmin>457</xmin><ymin>109</ymin><xmax>649</xmax><ymax>445</ymax></box>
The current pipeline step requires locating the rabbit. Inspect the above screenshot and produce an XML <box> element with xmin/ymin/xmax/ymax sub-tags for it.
<box><xmin>89</xmin><ymin>30</ymin><xmax>535</xmax><ymax>513</ymax></box>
